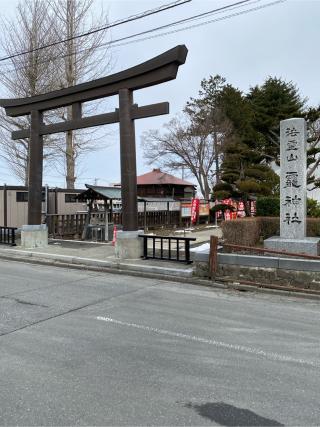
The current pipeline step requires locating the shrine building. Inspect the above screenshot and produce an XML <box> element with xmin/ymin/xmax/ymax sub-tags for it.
<box><xmin>137</xmin><ymin>168</ymin><xmax>196</xmax><ymax>200</ymax></box>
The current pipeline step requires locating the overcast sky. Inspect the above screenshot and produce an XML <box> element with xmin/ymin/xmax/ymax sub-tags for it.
<box><xmin>0</xmin><ymin>0</ymin><xmax>319</xmax><ymax>188</ymax></box>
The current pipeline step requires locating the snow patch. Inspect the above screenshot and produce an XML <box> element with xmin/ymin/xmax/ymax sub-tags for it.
<box><xmin>191</xmin><ymin>243</ymin><xmax>210</xmax><ymax>252</ymax></box>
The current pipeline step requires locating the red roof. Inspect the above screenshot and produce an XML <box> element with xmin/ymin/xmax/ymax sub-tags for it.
<box><xmin>137</xmin><ymin>169</ymin><xmax>195</xmax><ymax>187</ymax></box>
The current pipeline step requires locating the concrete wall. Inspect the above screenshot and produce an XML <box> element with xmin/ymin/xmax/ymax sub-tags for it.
<box><xmin>191</xmin><ymin>250</ymin><xmax>320</xmax><ymax>290</ymax></box>
<box><xmin>2</xmin><ymin>189</ymin><xmax>46</xmax><ymax>228</ymax></box>
<box><xmin>56</xmin><ymin>192</ymin><xmax>86</xmax><ymax>214</ymax></box>
<box><xmin>7</xmin><ymin>189</ymin><xmax>28</xmax><ymax>227</ymax></box>
<box><xmin>0</xmin><ymin>190</ymin><xmax>4</xmax><ymax>226</ymax></box>
<box><xmin>0</xmin><ymin>187</ymin><xmax>86</xmax><ymax>228</ymax></box>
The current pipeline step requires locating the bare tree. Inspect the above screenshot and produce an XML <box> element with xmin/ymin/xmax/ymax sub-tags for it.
<box><xmin>142</xmin><ymin>114</ymin><xmax>226</xmax><ymax>199</ymax></box>
<box><xmin>0</xmin><ymin>0</ymin><xmax>112</xmax><ymax>187</ymax></box>
<box><xmin>49</xmin><ymin>0</ymin><xmax>112</xmax><ymax>188</ymax></box>
<box><xmin>0</xmin><ymin>0</ymin><xmax>59</xmax><ymax>184</ymax></box>
<box><xmin>184</xmin><ymin>75</ymin><xmax>231</xmax><ymax>185</ymax></box>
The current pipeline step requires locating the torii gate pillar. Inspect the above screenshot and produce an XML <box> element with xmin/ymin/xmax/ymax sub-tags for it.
<box><xmin>28</xmin><ymin>110</ymin><xmax>44</xmax><ymax>225</ymax></box>
<box><xmin>119</xmin><ymin>88</ymin><xmax>138</xmax><ymax>231</ymax></box>
<box><xmin>0</xmin><ymin>45</ymin><xmax>188</xmax><ymax>252</ymax></box>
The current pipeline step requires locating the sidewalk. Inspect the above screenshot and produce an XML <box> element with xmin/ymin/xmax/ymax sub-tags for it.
<box><xmin>0</xmin><ymin>238</ymin><xmax>195</xmax><ymax>280</ymax></box>
<box><xmin>1</xmin><ymin>229</ymin><xmax>319</xmax><ymax>300</ymax></box>
<box><xmin>0</xmin><ymin>227</ymin><xmax>221</xmax><ymax>282</ymax></box>
<box><xmin>172</xmin><ymin>225</ymin><xmax>222</xmax><ymax>242</ymax></box>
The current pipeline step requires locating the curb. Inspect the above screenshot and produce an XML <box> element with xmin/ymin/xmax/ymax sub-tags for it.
<box><xmin>220</xmin><ymin>280</ymin><xmax>320</xmax><ymax>301</ymax></box>
<box><xmin>0</xmin><ymin>248</ymin><xmax>194</xmax><ymax>279</ymax></box>
<box><xmin>0</xmin><ymin>249</ymin><xmax>319</xmax><ymax>301</ymax></box>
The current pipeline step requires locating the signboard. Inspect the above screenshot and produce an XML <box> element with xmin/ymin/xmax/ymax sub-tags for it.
<box><xmin>199</xmin><ymin>202</ymin><xmax>210</xmax><ymax>217</ymax></box>
<box><xmin>137</xmin><ymin>201</ymin><xmax>181</xmax><ymax>213</ymax></box>
<box><xmin>180</xmin><ymin>202</ymin><xmax>192</xmax><ymax>218</ymax></box>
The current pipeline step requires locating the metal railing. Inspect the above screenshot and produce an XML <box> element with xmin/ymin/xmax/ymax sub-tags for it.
<box><xmin>208</xmin><ymin>238</ymin><xmax>320</xmax><ymax>278</ymax></box>
<box><xmin>139</xmin><ymin>234</ymin><xmax>196</xmax><ymax>264</ymax></box>
<box><xmin>0</xmin><ymin>226</ymin><xmax>17</xmax><ymax>246</ymax></box>
<box><xmin>223</xmin><ymin>243</ymin><xmax>320</xmax><ymax>260</ymax></box>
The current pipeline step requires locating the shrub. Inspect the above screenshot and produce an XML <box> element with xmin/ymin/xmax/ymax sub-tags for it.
<box><xmin>262</xmin><ymin>217</ymin><xmax>320</xmax><ymax>238</ymax></box>
<box><xmin>256</xmin><ymin>197</ymin><xmax>320</xmax><ymax>218</ymax></box>
<box><xmin>260</xmin><ymin>217</ymin><xmax>280</xmax><ymax>239</ymax></box>
<box><xmin>221</xmin><ymin>217</ymin><xmax>320</xmax><ymax>246</ymax></box>
<box><xmin>307</xmin><ymin>218</ymin><xmax>320</xmax><ymax>236</ymax></box>
<box><xmin>307</xmin><ymin>198</ymin><xmax>320</xmax><ymax>218</ymax></box>
<box><xmin>256</xmin><ymin>197</ymin><xmax>280</xmax><ymax>217</ymax></box>
<box><xmin>221</xmin><ymin>218</ymin><xmax>261</xmax><ymax>246</ymax></box>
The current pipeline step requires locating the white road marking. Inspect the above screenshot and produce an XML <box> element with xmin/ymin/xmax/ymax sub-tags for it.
<box><xmin>97</xmin><ymin>316</ymin><xmax>318</xmax><ymax>368</ymax></box>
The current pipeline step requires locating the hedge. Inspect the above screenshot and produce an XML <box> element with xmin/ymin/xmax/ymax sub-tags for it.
<box><xmin>256</xmin><ymin>197</ymin><xmax>280</xmax><ymax>217</ymax></box>
<box><xmin>256</xmin><ymin>197</ymin><xmax>320</xmax><ymax>218</ymax></box>
<box><xmin>221</xmin><ymin>218</ymin><xmax>262</xmax><ymax>247</ymax></box>
<box><xmin>221</xmin><ymin>216</ymin><xmax>320</xmax><ymax>246</ymax></box>
<box><xmin>260</xmin><ymin>217</ymin><xmax>280</xmax><ymax>239</ymax></box>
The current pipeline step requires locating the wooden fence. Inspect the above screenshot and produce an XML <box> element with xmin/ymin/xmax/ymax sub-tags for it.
<box><xmin>46</xmin><ymin>211</ymin><xmax>186</xmax><ymax>238</ymax></box>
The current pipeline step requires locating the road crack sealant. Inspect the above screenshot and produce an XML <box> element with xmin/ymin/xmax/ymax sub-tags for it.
<box><xmin>97</xmin><ymin>316</ymin><xmax>319</xmax><ymax>368</ymax></box>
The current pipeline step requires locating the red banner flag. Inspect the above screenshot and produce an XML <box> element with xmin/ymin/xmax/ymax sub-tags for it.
<box><xmin>191</xmin><ymin>198</ymin><xmax>200</xmax><ymax>224</ymax></box>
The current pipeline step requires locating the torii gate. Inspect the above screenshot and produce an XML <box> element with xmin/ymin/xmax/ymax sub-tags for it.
<box><xmin>0</xmin><ymin>45</ymin><xmax>188</xmax><ymax>232</ymax></box>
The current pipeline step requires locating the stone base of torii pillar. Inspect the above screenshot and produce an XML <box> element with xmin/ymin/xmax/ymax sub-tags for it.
<box><xmin>115</xmin><ymin>230</ymin><xmax>143</xmax><ymax>260</ymax></box>
<box><xmin>21</xmin><ymin>224</ymin><xmax>48</xmax><ymax>249</ymax></box>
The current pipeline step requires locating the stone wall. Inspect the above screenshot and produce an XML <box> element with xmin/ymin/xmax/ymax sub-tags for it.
<box><xmin>192</xmin><ymin>251</ymin><xmax>320</xmax><ymax>290</ymax></box>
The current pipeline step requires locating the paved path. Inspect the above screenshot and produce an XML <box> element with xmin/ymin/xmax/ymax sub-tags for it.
<box><xmin>0</xmin><ymin>227</ymin><xmax>221</xmax><ymax>279</ymax></box>
<box><xmin>0</xmin><ymin>239</ymin><xmax>195</xmax><ymax>280</ymax></box>
<box><xmin>0</xmin><ymin>259</ymin><xmax>319</xmax><ymax>426</ymax></box>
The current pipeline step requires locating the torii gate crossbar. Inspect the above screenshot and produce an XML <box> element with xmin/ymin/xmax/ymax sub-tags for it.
<box><xmin>0</xmin><ymin>45</ymin><xmax>188</xmax><ymax>231</ymax></box>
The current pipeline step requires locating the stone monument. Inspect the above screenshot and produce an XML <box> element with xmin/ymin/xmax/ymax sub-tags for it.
<box><xmin>264</xmin><ymin>117</ymin><xmax>320</xmax><ymax>255</ymax></box>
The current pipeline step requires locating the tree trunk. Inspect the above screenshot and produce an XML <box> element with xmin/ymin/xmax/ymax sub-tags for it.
<box><xmin>65</xmin><ymin>0</ymin><xmax>76</xmax><ymax>189</ymax></box>
<box><xmin>213</xmin><ymin>131</ymin><xmax>220</xmax><ymax>184</ymax></box>
<box><xmin>203</xmin><ymin>178</ymin><xmax>211</xmax><ymax>200</ymax></box>
<box><xmin>65</xmin><ymin>128</ymin><xmax>75</xmax><ymax>188</ymax></box>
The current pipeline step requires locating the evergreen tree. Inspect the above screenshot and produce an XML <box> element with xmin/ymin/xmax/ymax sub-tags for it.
<box><xmin>247</xmin><ymin>78</ymin><xmax>320</xmax><ymax>192</ymax></box>
<box><xmin>247</xmin><ymin>77</ymin><xmax>306</xmax><ymax>161</ymax></box>
<box><xmin>305</xmin><ymin>106</ymin><xmax>320</xmax><ymax>190</ymax></box>
<box><xmin>213</xmin><ymin>83</ymin><xmax>279</xmax><ymax>212</ymax></box>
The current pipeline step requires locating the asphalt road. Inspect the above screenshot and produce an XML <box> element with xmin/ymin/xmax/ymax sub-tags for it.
<box><xmin>0</xmin><ymin>259</ymin><xmax>319</xmax><ymax>426</ymax></box>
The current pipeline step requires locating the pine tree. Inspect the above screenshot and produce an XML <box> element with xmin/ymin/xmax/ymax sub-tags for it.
<box><xmin>213</xmin><ymin>82</ymin><xmax>279</xmax><ymax>211</ymax></box>
<box><xmin>247</xmin><ymin>77</ymin><xmax>306</xmax><ymax>161</ymax></box>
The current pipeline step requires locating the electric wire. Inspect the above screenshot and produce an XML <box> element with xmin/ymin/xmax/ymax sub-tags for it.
<box><xmin>111</xmin><ymin>0</ymin><xmax>286</xmax><ymax>49</ymax></box>
<box><xmin>107</xmin><ymin>0</ymin><xmax>257</xmax><ymax>48</ymax></box>
<box><xmin>0</xmin><ymin>0</ymin><xmax>191</xmax><ymax>63</ymax></box>
<box><xmin>0</xmin><ymin>0</ymin><xmax>267</xmax><ymax>75</ymax></box>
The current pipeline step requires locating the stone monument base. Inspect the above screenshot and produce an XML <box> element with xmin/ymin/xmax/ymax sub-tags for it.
<box><xmin>21</xmin><ymin>224</ymin><xmax>48</xmax><ymax>249</ymax></box>
<box><xmin>115</xmin><ymin>230</ymin><xmax>143</xmax><ymax>260</ymax></box>
<box><xmin>264</xmin><ymin>236</ymin><xmax>320</xmax><ymax>256</ymax></box>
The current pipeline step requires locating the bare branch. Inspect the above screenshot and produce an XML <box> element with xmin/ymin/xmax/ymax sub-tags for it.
<box><xmin>0</xmin><ymin>0</ymin><xmax>112</xmax><ymax>188</ymax></box>
<box><xmin>141</xmin><ymin>113</ymin><xmax>225</xmax><ymax>199</ymax></box>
